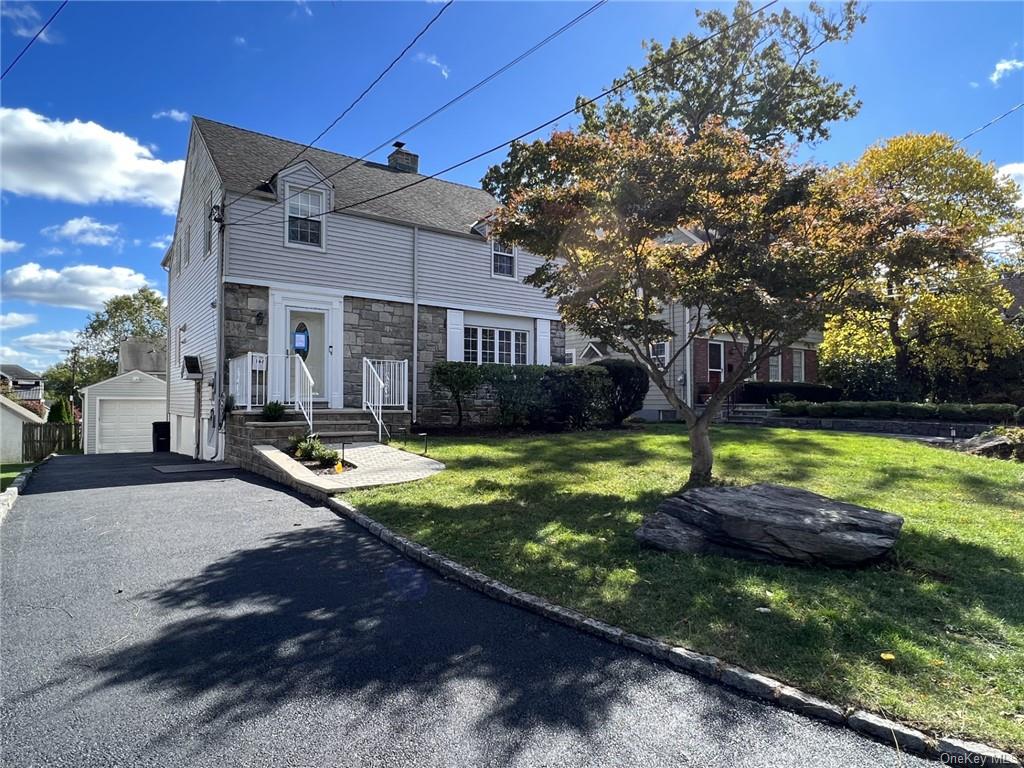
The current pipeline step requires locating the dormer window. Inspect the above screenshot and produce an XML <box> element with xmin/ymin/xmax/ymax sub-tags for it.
<box><xmin>492</xmin><ymin>240</ymin><xmax>515</xmax><ymax>279</ymax></box>
<box><xmin>286</xmin><ymin>186</ymin><xmax>324</xmax><ymax>248</ymax></box>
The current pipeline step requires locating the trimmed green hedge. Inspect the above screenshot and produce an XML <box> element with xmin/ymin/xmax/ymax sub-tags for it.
<box><xmin>738</xmin><ymin>381</ymin><xmax>840</xmax><ymax>404</ymax></box>
<box><xmin>779</xmin><ymin>400</ymin><xmax>1018</xmax><ymax>423</ymax></box>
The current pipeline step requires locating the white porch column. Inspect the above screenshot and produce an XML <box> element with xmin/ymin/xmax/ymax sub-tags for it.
<box><xmin>446</xmin><ymin>309</ymin><xmax>464</xmax><ymax>361</ymax></box>
<box><xmin>535</xmin><ymin>319</ymin><xmax>551</xmax><ymax>365</ymax></box>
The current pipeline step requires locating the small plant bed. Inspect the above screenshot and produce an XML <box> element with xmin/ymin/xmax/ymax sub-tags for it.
<box><xmin>352</xmin><ymin>425</ymin><xmax>1024</xmax><ymax>756</ymax></box>
<box><xmin>285</xmin><ymin>433</ymin><xmax>351</xmax><ymax>474</ymax></box>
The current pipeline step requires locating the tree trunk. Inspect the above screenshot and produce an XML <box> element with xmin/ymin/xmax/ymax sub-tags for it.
<box><xmin>687</xmin><ymin>417</ymin><xmax>714</xmax><ymax>487</ymax></box>
<box><xmin>455</xmin><ymin>396</ymin><xmax>464</xmax><ymax>428</ymax></box>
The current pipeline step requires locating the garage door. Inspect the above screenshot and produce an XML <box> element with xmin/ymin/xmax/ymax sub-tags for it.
<box><xmin>97</xmin><ymin>399</ymin><xmax>165</xmax><ymax>453</ymax></box>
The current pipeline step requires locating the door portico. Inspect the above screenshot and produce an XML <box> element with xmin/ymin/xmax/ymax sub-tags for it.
<box><xmin>268</xmin><ymin>288</ymin><xmax>344</xmax><ymax>408</ymax></box>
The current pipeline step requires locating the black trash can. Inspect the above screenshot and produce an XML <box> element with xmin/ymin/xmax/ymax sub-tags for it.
<box><xmin>152</xmin><ymin>421</ymin><xmax>171</xmax><ymax>453</ymax></box>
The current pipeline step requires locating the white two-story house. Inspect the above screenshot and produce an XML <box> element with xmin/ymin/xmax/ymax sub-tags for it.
<box><xmin>164</xmin><ymin>117</ymin><xmax>564</xmax><ymax>460</ymax></box>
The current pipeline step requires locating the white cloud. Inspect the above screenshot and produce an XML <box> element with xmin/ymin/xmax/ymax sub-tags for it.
<box><xmin>294</xmin><ymin>0</ymin><xmax>313</xmax><ymax>17</ymax></box>
<box><xmin>42</xmin><ymin>216</ymin><xmax>121</xmax><ymax>247</ymax></box>
<box><xmin>999</xmin><ymin>162</ymin><xmax>1024</xmax><ymax>207</ymax></box>
<box><xmin>0</xmin><ymin>3</ymin><xmax>60</xmax><ymax>44</ymax></box>
<box><xmin>2</xmin><ymin>262</ymin><xmax>155</xmax><ymax>311</ymax></box>
<box><xmin>41</xmin><ymin>246</ymin><xmax>63</xmax><ymax>257</ymax></box>
<box><xmin>0</xmin><ymin>312</ymin><xmax>37</xmax><ymax>331</ymax></box>
<box><xmin>0</xmin><ymin>237</ymin><xmax>24</xmax><ymax>253</ymax></box>
<box><xmin>0</xmin><ymin>345</ymin><xmax>58</xmax><ymax>372</ymax></box>
<box><xmin>969</xmin><ymin>81</ymin><xmax>979</xmax><ymax>89</ymax></box>
<box><xmin>150</xmin><ymin>234</ymin><xmax>173</xmax><ymax>249</ymax></box>
<box><xmin>989</xmin><ymin>58</ymin><xmax>1024</xmax><ymax>85</ymax></box>
<box><xmin>416</xmin><ymin>52</ymin><xmax>450</xmax><ymax>80</ymax></box>
<box><xmin>13</xmin><ymin>329</ymin><xmax>80</xmax><ymax>353</ymax></box>
<box><xmin>0</xmin><ymin>107</ymin><xmax>184</xmax><ymax>214</ymax></box>
<box><xmin>153</xmin><ymin>109</ymin><xmax>189</xmax><ymax>123</ymax></box>
<box><xmin>233</xmin><ymin>35</ymin><xmax>247</xmax><ymax>46</ymax></box>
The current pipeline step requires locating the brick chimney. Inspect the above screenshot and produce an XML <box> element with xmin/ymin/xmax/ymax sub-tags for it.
<box><xmin>387</xmin><ymin>141</ymin><xmax>419</xmax><ymax>173</ymax></box>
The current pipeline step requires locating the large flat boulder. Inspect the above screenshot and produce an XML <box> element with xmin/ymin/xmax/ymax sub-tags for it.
<box><xmin>636</xmin><ymin>484</ymin><xmax>903</xmax><ymax>567</ymax></box>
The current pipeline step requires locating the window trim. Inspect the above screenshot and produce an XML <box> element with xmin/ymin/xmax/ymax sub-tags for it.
<box><xmin>463</xmin><ymin>324</ymin><xmax>531</xmax><ymax>366</ymax></box>
<box><xmin>283</xmin><ymin>182</ymin><xmax>327</xmax><ymax>252</ymax></box>
<box><xmin>769</xmin><ymin>352</ymin><xmax>782</xmax><ymax>382</ymax></box>
<box><xmin>565</xmin><ymin>349</ymin><xmax>577</xmax><ymax>366</ymax></box>
<box><xmin>183</xmin><ymin>224</ymin><xmax>191</xmax><ymax>268</ymax></box>
<box><xmin>650</xmin><ymin>339</ymin><xmax>670</xmax><ymax>368</ymax></box>
<box><xmin>707</xmin><ymin>340</ymin><xmax>724</xmax><ymax>381</ymax></box>
<box><xmin>792</xmin><ymin>348</ymin><xmax>805</xmax><ymax>383</ymax></box>
<box><xmin>490</xmin><ymin>239</ymin><xmax>517</xmax><ymax>280</ymax></box>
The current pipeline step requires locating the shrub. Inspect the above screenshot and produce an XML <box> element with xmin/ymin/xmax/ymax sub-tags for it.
<box><xmin>831</xmin><ymin>401</ymin><xmax>865</xmax><ymax>418</ymax></box>
<box><xmin>311</xmin><ymin>441</ymin><xmax>340</xmax><ymax>468</ymax></box>
<box><xmin>861</xmin><ymin>401</ymin><xmax>898</xmax><ymax>419</ymax></box>
<box><xmin>896</xmin><ymin>402</ymin><xmax>937</xmax><ymax>420</ymax></box>
<box><xmin>992</xmin><ymin>426</ymin><xmax>1024</xmax><ymax>461</ymax></box>
<box><xmin>806</xmin><ymin>402</ymin><xmax>834</xmax><ymax>417</ymax></box>
<box><xmin>47</xmin><ymin>397</ymin><xmax>73</xmax><ymax>424</ymax></box>
<box><xmin>15</xmin><ymin>398</ymin><xmax>47</xmax><ymax>418</ymax></box>
<box><xmin>968</xmin><ymin>403</ymin><xmax>1017</xmax><ymax>423</ymax></box>
<box><xmin>738</xmin><ymin>381</ymin><xmax>840</xmax><ymax>404</ymax></box>
<box><xmin>262</xmin><ymin>401</ymin><xmax>286</xmax><ymax>421</ymax></box>
<box><xmin>936</xmin><ymin>403</ymin><xmax>968</xmax><ymax>422</ymax></box>
<box><xmin>590</xmin><ymin>359</ymin><xmax>649</xmax><ymax>425</ymax></box>
<box><xmin>480</xmin><ymin>364</ymin><xmax>547</xmax><ymax>428</ymax></box>
<box><xmin>819</xmin><ymin>356</ymin><xmax>901</xmax><ymax>401</ymax></box>
<box><xmin>429</xmin><ymin>362</ymin><xmax>484</xmax><ymax>428</ymax></box>
<box><xmin>541</xmin><ymin>365</ymin><xmax>612</xmax><ymax>430</ymax></box>
<box><xmin>778</xmin><ymin>400</ymin><xmax>810</xmax><ymax>416</ymax></box>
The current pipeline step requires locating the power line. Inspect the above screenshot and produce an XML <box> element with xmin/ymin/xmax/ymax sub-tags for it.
<box><xmin>228</xmin><ymin>0</ymin><xmax>608</xmax><ymax>228</ymax></box>
<box><xmin>1</xmin><ymin>0</ymin><xmax>69</xmax><ymax>81</ymax></box>
<box><xmin>223</xmin><ymin>0</ymin><xmax>454</xmax><ymax>211</ymax></box>
<box><xmin>325</xmin><ymin>0</ymin><xmax>783</xmax><ymax>218</ymax></box>
<box><xmin>957</xmin><ymin>101</ymin><xmax>1023</xmax><ymax>144</ymax></box>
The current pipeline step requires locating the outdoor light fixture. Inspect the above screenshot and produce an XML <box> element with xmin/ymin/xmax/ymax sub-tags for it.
<box><xmin>255</xmin><ymin>311</ymin><xmax>264</xmax><ymax>326</ymax></box>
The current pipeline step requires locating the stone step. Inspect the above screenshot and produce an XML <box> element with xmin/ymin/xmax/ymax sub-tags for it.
<box><xmin>317</xmin><ymin>430</ymin><xmax>380</xmax><ymax>441</ymax></box>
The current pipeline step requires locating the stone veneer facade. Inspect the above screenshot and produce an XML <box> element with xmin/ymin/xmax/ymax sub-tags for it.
<box><xmin>222</xmin><ymin>286</ymin><xmax>565</xmax><ymax>427</ymax></box>
<box><xmin>223</xmin><ymin>283</ymin><xmax>269</xmax><ymax>361</ymax></box>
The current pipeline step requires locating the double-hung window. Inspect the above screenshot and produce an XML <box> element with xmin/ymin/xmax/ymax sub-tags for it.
<box><xmin>463</xmin><ymin>325</ymin><xmax>529</xmax><ymax>365</ymax></box>
<box><xmin>792</xmin><ymin>349</ymin><xmax>805</xmax><ymax>383</ymax></box>
<box><xmin>492</xmin><ymin>240</ymin><xmax>516</xmax><ymax>279</ymax></box>
<box><xmin>769</xmin><ymin>352</ymin><xmax>782</xmax><ymax>382</ymax></box>
<box><xmin>287</xmin><ymin>188</ymin><xmax>324</xmax><ymax>247</ymax></box>
<box><xmin>650</xmin><ymin>340</ymin><xmax>670</xmax><ymax>368</ymax></box>
<box><xmin>708</xmin><ymin>341</ymin><xmax>724</xmax><ymax>384</ymax></box>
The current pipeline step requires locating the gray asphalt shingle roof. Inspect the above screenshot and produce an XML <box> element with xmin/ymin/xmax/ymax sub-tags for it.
<box><xmin>193</xmin><ymin>117</ymin><xmax>499</xmax><ymax>237</ymax></box>
<box><xmin>0</xmin><ymin>364</ymin><xmax>42</xmax><ymax>380</ymax></box>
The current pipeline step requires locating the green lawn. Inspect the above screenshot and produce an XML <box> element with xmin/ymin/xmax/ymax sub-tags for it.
<box><xmin>0</xmin><ymin>463</ymin><xmax>30</xmax><ymax>491</ymax></box>
<box><xmin>347</xmin><ymin>425</ymin><xmax>1024</xmax><ymax>755</ymax></box>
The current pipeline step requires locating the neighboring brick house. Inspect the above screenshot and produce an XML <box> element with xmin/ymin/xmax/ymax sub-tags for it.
<box><xmin>164</xmin><ymin>117</ymin><xmax>564</xmax><ymax>458</ymax></box>
<box><xmin>566</xmin><ymin>316</ymin><xmax>821</xmax><ymax>421</ymax></box>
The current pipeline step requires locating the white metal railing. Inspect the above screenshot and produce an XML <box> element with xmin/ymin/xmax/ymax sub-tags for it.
<box><xmin>363</xmin><ymin>358</ymin><xmax>408</xmax><ymax>409</ymax></box>
<box><xmin>228</xmin><ymin>352</ymin><xmax>269</xmax><ymax>410</ymax></box>
<box><xmin>292</xmin><ymin>354</ymin><xmax>314</xmax><ymax>433</ymax></box>
<box><xmin>362</xmin><ymin>358</ymin><xmax>391</xmax><ymax>442</ymax></box>
<box><xmin>228</xmin><ymin>352</ymin><xmax>313</xmax><ymax>432</ymax></box>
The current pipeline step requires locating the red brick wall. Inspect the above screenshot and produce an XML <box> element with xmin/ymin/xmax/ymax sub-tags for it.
<box><xmin>805</xmin><ymin>349</ymin><xmax>818</xmax><ymax>383</ymax></box>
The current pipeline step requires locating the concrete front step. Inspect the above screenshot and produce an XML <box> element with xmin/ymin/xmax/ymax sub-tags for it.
<box><xmin>316</xmin><ymin>430</ymin><xmax>379</xmax><ymax>441</ymax></box>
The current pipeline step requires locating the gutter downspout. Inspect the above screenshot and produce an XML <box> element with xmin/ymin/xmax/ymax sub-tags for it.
<box><xmin>411</xmin><ymin>225</ymin><xmax>419</xmax><ymax>423</ymax></box>
<box><xmin>210</xmin><ymin>190</ymin><xmax>227</xmax><ymax>461</ymax></box>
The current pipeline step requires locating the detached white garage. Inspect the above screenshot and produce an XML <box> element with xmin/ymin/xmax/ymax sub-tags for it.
<box><xmin>82</xmin><ymin>370</ymin><xmax>167</xmax><ymax>454</ymax></box>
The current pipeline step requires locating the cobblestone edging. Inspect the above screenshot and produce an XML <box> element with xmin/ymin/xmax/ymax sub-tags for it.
<box><xmin>324</xmin><ymin>495</ymin><xmax>1021</xmax><ymax>767</ymax></box>
<box><xmin>0</xmin><ymin>454</ymin><xmax>55</xmax><ymax>525</ymax></box>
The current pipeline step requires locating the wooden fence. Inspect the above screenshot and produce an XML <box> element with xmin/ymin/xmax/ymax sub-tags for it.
<box><xmin>23</xmin><ymin>423</ymin><xmax>80</xmax><ymax>462</ymax></box>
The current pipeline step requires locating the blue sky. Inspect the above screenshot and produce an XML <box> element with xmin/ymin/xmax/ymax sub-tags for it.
<box><xmin>1</xmin><ymin>0</ymin><xmax>1022</xmax><ymax>372</ymax></box>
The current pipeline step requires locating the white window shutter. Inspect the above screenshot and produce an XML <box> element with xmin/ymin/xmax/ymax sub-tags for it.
<box><xmin>535</xmin><ymin>319</ymin><xmax>551</xmax><ymax>365</ymax></box>
<box><xmin>446</xmin><ymin>309</ymin><xmax>464</xmax><ymax>362</ymax></box>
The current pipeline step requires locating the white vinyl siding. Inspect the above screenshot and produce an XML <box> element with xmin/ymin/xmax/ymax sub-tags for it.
<box><xmin>167</xmin><ymin>125</ymin><xmax>222</xmax><ymax>458</ymax></box>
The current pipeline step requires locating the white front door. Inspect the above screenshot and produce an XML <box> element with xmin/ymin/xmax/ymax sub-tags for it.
<box><xmin>287</xmin><ymin>307</ymin><xmax>328</xmax><ymax>400</ymax></box>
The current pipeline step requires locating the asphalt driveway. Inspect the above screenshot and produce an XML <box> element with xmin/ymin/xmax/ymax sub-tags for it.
<box><xmin>1</xmin><ymin>454</ymin><xmax>927</xmax><ymax>767</ymax></box>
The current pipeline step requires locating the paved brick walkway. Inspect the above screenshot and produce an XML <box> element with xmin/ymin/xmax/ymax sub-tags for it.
<box><xmin>322</xmin><ymin>442</ymin><xmax>444</xmax><ymax>489</ymax></box>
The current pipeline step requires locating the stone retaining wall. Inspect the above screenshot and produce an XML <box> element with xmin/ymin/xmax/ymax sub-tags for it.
<box><xmin>764</xmin><ymin>416</ymin><xmax>995</xmax><ymax>439</ymax></box>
